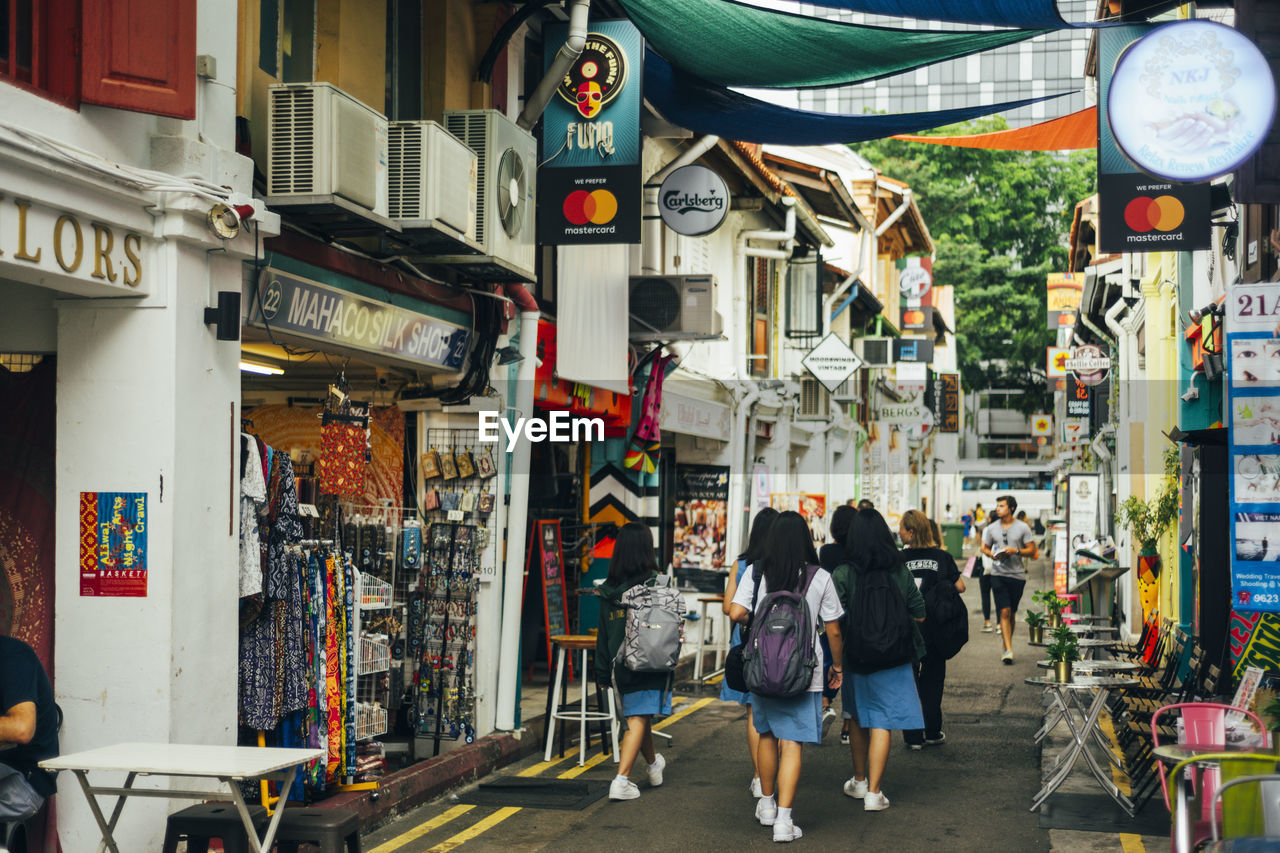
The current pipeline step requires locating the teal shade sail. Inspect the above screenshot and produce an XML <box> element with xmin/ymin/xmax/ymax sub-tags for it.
<box><xmin>644</xmin><ymin>51</ymin><xmax>1073</xmax><ymax>145</ymax></box>
<box><xmin>618</xmin><ymin>0</ymin><xmax>1048</xmax><ymax>89</ymax></box>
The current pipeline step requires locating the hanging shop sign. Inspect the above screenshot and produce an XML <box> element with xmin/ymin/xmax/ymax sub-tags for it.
<box><xmin>1108</xmin><ymin>20</ymin><xmax>1276</xmax><ymax>184</ymax></box>
<box><xmin>875</xmin><ymin>400</ymin><xmax>927</xmax><ymax>426</ymax></box>
<box><xmin>674</xmin><ymin>464</ymin><xmax>730</xmax><ymax>570</ymax></box>
<box><xmin>802</xmin><ymin>332</ymin><xmax>865</xmax><ymax>394</ymax></box>
<box><xmin>938</xmin><ymin>373</ymin><xmax>960</xmax><ymax>433</ymax></box>
<box><xmin>1066</xmin><ymin>473</ymin><xmax>1101</xmax><ymax>592</ymax></box>
<box><xmin>658</xmin><ymin>165</ymin><xmax>729</xmax><ymax>236</ymax></box>
<box><xmin>538</xmin><ymin>20</ymin><xmax>643</xmax><ymax>245</ymax></box>
<box><xmin>1031</xmin><ymin>414</ymin><xmax>1053</xmax><ymax>436</ymax></box>
<box><xmin>79</xmin><ymin>491</ymin><xmax>147</xmax><ymax>597</ymax></box>
<box><xmin>249</xmin><ymin>268</ymin><xmax>471</xmax><ymax>371</ymax></box>
<box><xmin>894</xmin><ymin>338</ymin><xmax>934</xmax><ymax>364</ymax></box>
<box><xmin>1047</xmin><ymin>346</ymin><xmax>1070</xmax><ymax>378</ymax></box>
<box><xmin>1066</xmin><ymin>344</ymin><xmax>1112</xmax><ymax>386</ymax></box>
<box><xmin>901</xmin><ymin>305</ymin><xmax>934</xmax><ymax>334</ymax></box>
<box><xmin>0</xmin><ymin>195</ymin><xmax>149</xmax><ymax>296</ymax></box>
<box><xmin>1098</xmin><ymin>25</ymin><xmax>1210</xmax><ymax>254</ymax></box>
<box><xmin>1063</xmin><ymin>417</ymin><xmax>1089</xmax><ymax>444</ymax></box>
<box><xmin>1227</xmin><ymin>279</ymin><xmax>1280</xmax><ymax>612</ymax></box>
<box><xmin>898</xmin><ymin>264</ymin><xmax>932</xmax><ymax>301</ymax></box>
<box><xmin>1047</xmin><ymin>273</ymin><xmax>1082</xmax><ymax>331</ymax></box>
<box><xmin>660</xmin><ymin>388</ymin><xmax>731</xmax><ymax>440</ymax></box>
<box><xmin>1067</xmin><ymin>376</ymin><xmax>1093</xmax><ymax>419</ymax></box>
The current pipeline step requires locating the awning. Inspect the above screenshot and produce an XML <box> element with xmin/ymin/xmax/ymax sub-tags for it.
<box><xmin>789</xmin><ymin>0</ymin><xmax>1119</xmax><ymax>28</ymax></box>
<box><xmin>891</xmin><ymin>107</ymin><xmax>1097</xmax><ymax>151</ymax></box>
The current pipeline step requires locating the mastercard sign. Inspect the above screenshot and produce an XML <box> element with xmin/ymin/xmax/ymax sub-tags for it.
<box><xmin>562</xmin><ymin>189</ymin><xmax>619</xmax><ymax>227</ymax></box>
<box><xmin>1123</xmin><ymin>195</ymin><xmax>1184</xmax><ymax>233</ymax></box>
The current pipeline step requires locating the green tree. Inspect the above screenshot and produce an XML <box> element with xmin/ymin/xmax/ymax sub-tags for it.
<box><xmin>852</xmin><ymin>118</ymin><xmax>1095</xmax><ymax>412</ymax></box>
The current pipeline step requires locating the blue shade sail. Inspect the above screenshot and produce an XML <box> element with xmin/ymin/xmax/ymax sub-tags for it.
<box><xmin>796</xmin><ymin>0</ymin><xmax>1092</xmax><ymax>29</ymax></box>
<box><xmin>643</xmin><ymin>51</ymin><xmax>1074</xmax><ymax>146</ymax></box>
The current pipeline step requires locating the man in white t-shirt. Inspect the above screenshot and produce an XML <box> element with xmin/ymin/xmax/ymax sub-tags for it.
<box><xmin>981</xmin><ymin>495</ymin><xmax>1034</xmax><ymax>665</ymax></box>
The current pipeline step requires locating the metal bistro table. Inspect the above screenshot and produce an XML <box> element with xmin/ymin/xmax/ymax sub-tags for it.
<box><xmin>1065</xmin><ymin>624</ymin><xmax>1118</xmax><ymax>636</ymax></box>
<box><xmin>1152</xmin><ymin>743</ymin><xmax>1278</xmax><ymax>853</ymax></box>
<box><xmin>1025</xmin><ymin>675</ymin><xmax>1135</xmax><ymax>815</ymax></box>
<box><xmin>41</xmin><ymin>743</ymin><xmax>323</xmax><ymax>853</ymax></box>
<box><xmin>1029</xmin><ymin>636</ymin><xmax>1115</xmax><ymax>659</ymax></box>
<box><xmin>1033</xmin><ymin>660</ymin><xmax>1140</xmax><ymax>750</ymax></box>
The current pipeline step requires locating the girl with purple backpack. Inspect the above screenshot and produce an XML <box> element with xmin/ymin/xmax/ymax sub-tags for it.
<box><xmin>729</xmin><ymin>511</ymin><xmax>844</xmax><ymax>843</ymax></box>
<box><xmin>720</xmin><ymin>507</ymin><xmax>779</xmax><ymax>798</ymax></box>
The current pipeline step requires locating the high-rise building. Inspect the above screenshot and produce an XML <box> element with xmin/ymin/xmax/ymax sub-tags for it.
<box><xmin>795</xmin><ymin>2</ymin><xmax>1093</xmax><ymax>128</ymax></box>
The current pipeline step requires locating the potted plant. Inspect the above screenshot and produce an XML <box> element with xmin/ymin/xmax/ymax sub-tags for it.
<box><xmin>1025</xmin><ymin>610</ymin><xmax>1047</xmax><ymax>644</ymax></box>
<box><xmin>1032</xmin><ymin>589</ymin><xmax>1068</xmax><ymax>629</ymax></box>
<box><xmin>1046</xmin><ymin>624</ymin><xmax>1080</xmax><ymax>682</ymax></box>
<box><xmin>1117</xmin><ymin>448</ymin><xmax>1180</xmax><ymax>581</ymax></box>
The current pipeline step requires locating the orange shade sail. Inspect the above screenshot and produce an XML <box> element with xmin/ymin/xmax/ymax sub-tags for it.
<box><xmin>890</xmin><ymin>107</ymin><xmax>1097</xmax><ymax>150</ymax></box>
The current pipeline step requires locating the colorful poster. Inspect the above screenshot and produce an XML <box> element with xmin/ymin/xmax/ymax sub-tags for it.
<box><xmin>1227</xmin><ymin>280</ymin><xmax>1280</xmax><ymax>611</ymax></box>
<box><xmin>1047</xmin><ymin>273</ymin><xmax>1083</xmax><ymax>331</ymax></box>
<box><xmin>769</xmin><ymin>492</ymin><xmax>829</xmax><ymax>552</ymax></box>
<box><xmin>79</xmin><ymin>491</ymin><xmax>147</xmax><ymax>597</ymax></box>
<box><xmin>673</xmin><ymin>464</ymin><xmax>729</xmax><ymax>569</ymax></box>
<box><xmin>1066</xmin><ymin>473</ymin><xmax>1101</xmax><ymax>593</ymax></box>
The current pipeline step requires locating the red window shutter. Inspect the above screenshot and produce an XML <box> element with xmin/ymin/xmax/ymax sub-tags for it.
<box><xmin>81</xmin><ymin>0</ymin><xmax>195</xmax><ymax>119</ymax></box>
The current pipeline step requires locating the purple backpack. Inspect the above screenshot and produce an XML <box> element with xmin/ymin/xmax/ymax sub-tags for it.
<box><xmin>742</xmin><ymin>565</ymin><xmax>820</xmax><ymax>698</ymax></box>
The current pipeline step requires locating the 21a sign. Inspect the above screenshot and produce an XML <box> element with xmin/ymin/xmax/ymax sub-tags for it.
<box><xmin>1230</xmin><ymin>282</ymin><xmax>1280</xmax><ymax>334</ymax></box>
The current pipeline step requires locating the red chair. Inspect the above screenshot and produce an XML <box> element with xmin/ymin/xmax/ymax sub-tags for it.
<box><xmin>1153</xmin><ymin>702</ymin><xmax>1271</xmax><ymax>851</ymax></box>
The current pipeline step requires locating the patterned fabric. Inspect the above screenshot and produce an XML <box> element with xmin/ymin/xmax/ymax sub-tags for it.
<box><xmin>264</xmin><ymin>454</ymin><xmax>303</xmax><ymax>600</ymax></box>
<box><xmin>239</xmin><ymin>435</ymin><xmax>267</xmax><ymax>598</ymax></box>
<box><xmin>318</xmin><ymin>421</ymin><xmax>366</xmax><ymax>497</ymax></box>
<box><xmin>624</xmin><ymin>356</ymin><xmax>672</xmax><ymax>471</ymax></box>
<box><xmin>325</xmin><ymin>554</ymin><xmax>343</xmax><ymax>779</ymax></box>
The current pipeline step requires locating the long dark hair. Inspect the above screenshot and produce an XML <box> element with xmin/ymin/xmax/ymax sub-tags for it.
<box><xmin>606</xmin><ymin>522</ymin><xmax>659</xmax><ymax>588</ymax></box>
<box><xmin>737</xmin><ymin>507</ymin><xmax>779</xmax><ymax>565</ymax></box>
<box><xmin>757</xmin><ymin>511</ymin><xmax>818</xmax><ymax>593</ymax></box>
<box><xmin>829</xmin><ymin>504</ymin><xmax>856</xmax><ymax>545</ymax></box>
<box><xmin>844</xmin><ymin>507</ymin><xmax>901</xmax><ymax>573</ymax></box>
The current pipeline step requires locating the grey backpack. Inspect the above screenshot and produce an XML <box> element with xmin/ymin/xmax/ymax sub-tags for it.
<box><xmin>615</xmin><ymin>576</ymin><xmax>686</xmax><ymax>673</ymax></box>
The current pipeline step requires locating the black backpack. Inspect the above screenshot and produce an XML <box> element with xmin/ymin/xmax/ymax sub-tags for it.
<box><xmin>923</xmin><ymin>577</ymin><xmax>968</xmax><ymax>660</ymax></box>
<box><xmin>845</xmin><ymin>565</ymin><xmax>915</xmax><ymax>673</ymax></box>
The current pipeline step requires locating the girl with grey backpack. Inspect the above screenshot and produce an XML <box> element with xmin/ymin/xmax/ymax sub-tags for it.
<box><xmin>729</xmin><ymin>512</ymin><xmax>844</xmax><ymax>843</ymax></box>
<box><xmin>594</xmin><ymin>523</ymin><xmax>675</xmax><ymax>801</ymax></box>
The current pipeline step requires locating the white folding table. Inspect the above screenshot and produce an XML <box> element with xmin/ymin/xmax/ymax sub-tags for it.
<box><xmin>42</xmin><ymin>742</ymin><xmax>323</xmax><ymax>853</ymax></box>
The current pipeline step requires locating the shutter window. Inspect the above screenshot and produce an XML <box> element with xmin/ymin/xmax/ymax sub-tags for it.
<box><xmin>1235</xmin><ymin>0</ymin><xmax>1280</xmax><ymax>204</ymax></box>
<box><xmin>81</xmin><ymin>0</ymin><xmax>196</xmax><ymax>119</ymax></box>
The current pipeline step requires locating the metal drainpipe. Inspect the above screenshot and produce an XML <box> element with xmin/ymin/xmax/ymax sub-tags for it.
<box><xmin>822</xmin><ymin>218</ymin><xmax>872</xmax><ymax>337</ymax></box>
<box><xmin>731</xmin><ymin>384</ymin><xmax>760</xmax><ymax>555</ymax></box>
<box><xmin>642</xmin><ymin>135</ymin><xmax>720</xmax><ymax>275</ymax></box>
<box><xmin>739</xmin><ymin>196</ymin><xmax>797</xmax><ymax>260</ymax></box>
<box><xmin>875</xmin><ymin>187</ymin><xmax>912</xmax><ymax>237</ymax></box>
<box><xmin>494</xmin><ymin>285</ymin><xmax>540</xmax><ymax>732</ymax></box>
<box><xmin>517</xmin><ymin>0</ymin><xmax>590</xmax><ymax>130</ymax></box>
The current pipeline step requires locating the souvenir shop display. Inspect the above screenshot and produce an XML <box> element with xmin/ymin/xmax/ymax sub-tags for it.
<box><xmin>455</xmin><ymin>450</ymin><xmax>475</xmax><ymax>479</ymax></box>
<box><xmin>475</xmin><ymin>450</ymin><xmax>497</xmax><ymax>479</ymax></box>
<box><xmin>420</xmin><ymin>450</ymin><xmax>441</xmax><ymax>480</ymax></box>
<box><xmin>439</xmin><ymin>451</ymin><xmax>459</xmax><ymax>480</ymax></box>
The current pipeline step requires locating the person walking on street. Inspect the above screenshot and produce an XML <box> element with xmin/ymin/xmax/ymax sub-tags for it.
<box><xmin>977</xmin><ymin>520</ymin><xmax>995</xmax><ymax>633</ymax></box>
<box><xmin>721</xmin><ymin>507</ymin><xmax>779</xmax><ymax>798</ymax></box>
<box><xmin>981</xmin><ymin>496</ymin><xmax>1035</xmax><ymax>665</ymax></box>
<box><xmin>834</xmin><ymin>508</ymin><xmax>926</xmax><ymax>814</ymax></box>
<box><xmin>899</xmin><ymin>511</ymin><xmax>964</xmax><ymax>750</ymax></box>
<box><xmin>730</xmin><ymin>512</ymin><xmax>845</xmax><ymax>843</ymax></box>
<box><xmin>820</xmin><ymin>505</ymin><xmax>857</xmax><ymax>744</ymax></box>
<box><xmin>596</xmin><ymin>523</ymin><xmax>674</xmax><ymax>801</ymax></box>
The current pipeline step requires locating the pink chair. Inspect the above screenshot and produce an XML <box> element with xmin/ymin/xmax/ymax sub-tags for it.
<box><xmin>1152</xmin><ymin>702</ymin><xmax>1271</xmax><ymax>851</ymax></box>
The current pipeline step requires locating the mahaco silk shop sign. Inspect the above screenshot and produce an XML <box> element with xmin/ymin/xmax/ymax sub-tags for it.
<box><xmin>537</xmin><ymin>20</ymin><xmax>643</xmax><ymax>245</ymax></box>
<box><xmin>1098</xmin><ymin>25</ymin><xmax>1210</xmax><ymax>254</ymax></box>
<box><xmin>248</xmin><ymin>269</ymin><xmax>471</xmax><ymax>371</ymax></box>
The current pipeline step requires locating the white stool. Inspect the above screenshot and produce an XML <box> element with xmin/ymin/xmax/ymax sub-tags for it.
<box><xmin>694</xmin><ymin>595</ymin><xmax>728</xmax><ymax>682</ymax></box>
<box><xmin>545</xmin><ymin>634</ymin><xmax>620</xmax><ymax>766</ymax></box>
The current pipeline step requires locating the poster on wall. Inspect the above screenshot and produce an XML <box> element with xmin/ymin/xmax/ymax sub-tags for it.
<box><xmin>1047</xmin><ymin>273</ymin><xmax>1083</xmax><ymax>331</ymax></box>
<box><xmin>770</xmin><ymin>492</ymin><xmax>829</xmax><ymax>552</ymax></box>
<box><xmin>79</xmin><ymin>491</ymin><xmax>148</xmax><ymax>597</ymax></box>
<box><xmin>1066</xmin><ymin>473</ymin><xmax>1101</xmax><ymax>593</ymax></box>
<box><xmin>753</xmin><ymin>464</ymin><xmax>772</xmax><ymax>514</ymax></box>
<box><xmin>673</xmin><ymin>464</ymin><xmax>730</xmax><ymax>570</ymax></box>
<box><xmin>1227</xmin><ymin>279</ymin><xmax>1280</xmax><ymax>611</ymax></box>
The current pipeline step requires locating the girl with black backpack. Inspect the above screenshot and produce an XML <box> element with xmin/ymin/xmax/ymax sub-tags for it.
<box><xmin>899</xmin><ymin>510</ymin><xmax>965</xmax><ymax>751</ymax></box>
<box><xmin>720</xmin><ymin>507</ymin><xmax>779</xmax><ymax>799</ymax></box>
<box><xmin>594</xmin><ymin>523</ymin><xmax>672</xmax><ymax>802</ymax></box>
<box><xmin>729</xmin><ymin>512</ymin><xmax>844</xmax><ymax>842</ymax></box>
<box><xmin>833</xmin><ymin>508</ymin><xmax>925</xmax><ymax>813</ymax></box>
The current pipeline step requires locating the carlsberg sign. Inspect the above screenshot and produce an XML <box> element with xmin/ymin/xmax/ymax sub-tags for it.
<box><xmin>659</xmin><ymin>165</ymin><xmax>730</xmax><ymax>237</ymax></box>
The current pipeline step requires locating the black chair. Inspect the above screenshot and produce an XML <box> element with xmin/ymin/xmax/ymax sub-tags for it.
<box><xmin>160</xmin><ymin>802</ymin><xmax>269</xmax><ymax>853</ymax></box>
<box><xmin>274</xmin><ymin>806</ymin><xmax>363</xmax><ymax>852</ymax></box>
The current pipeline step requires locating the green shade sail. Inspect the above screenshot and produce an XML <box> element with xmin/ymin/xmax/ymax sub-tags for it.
<box><xmin>618</xmin><ymin>0</ymin><xmax>1049</xmax><ymax>89</ymax></box>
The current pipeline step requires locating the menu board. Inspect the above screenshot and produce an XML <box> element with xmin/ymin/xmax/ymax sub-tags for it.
<box><xmin>1227</xmin><ymin>281</ymin><xmax>1280</xmax><ymax>611</ymax></box>
<box><xmin>527</xmin><ymin>520</ymin><xmax>571</xmax><ymax>671</ymax></box>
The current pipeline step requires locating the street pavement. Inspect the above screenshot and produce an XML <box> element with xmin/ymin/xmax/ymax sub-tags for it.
<box><xmin>363</xmin><ymin>553</ymin><xmax>1161</xmax><ymax>852</ymax></box>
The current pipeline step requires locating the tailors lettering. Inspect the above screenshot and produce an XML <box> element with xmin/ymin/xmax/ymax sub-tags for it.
<box><xmin>92</xmin><ymin>223</ymin><xmax>118</xmax><ymax>282</ymax></box>
<box><xmin>14</xmin><ymin>199</ymin><xmax>41</xmax><ymax>262</ymax></box>
<box><xmin>53</xmin><ymin>215</ymin><xmax>83</xmax><ymax>273</ymax></box>
<box><xmin>122</xmin><ymin>234</ymin><xmax>143</xmax><ymax>287</ymax></box>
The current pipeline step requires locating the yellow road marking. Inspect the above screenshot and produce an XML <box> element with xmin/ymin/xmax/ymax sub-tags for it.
<box><xmin>1101</xmin><ymin>712</ymin><xmax>1145</xmax><ymax>853</ymax></box>
<box><xmin>425</xmin><ymin>806</ymin><xmax>521</xmax><ymax>853</ymax></box>
<box><xmin>1119</xmin><ymin>834</ymin><xmax>1147</xmax><ymax>853</ymax></box>
<box><xmin>516</xmin><ymin>753</ymin><xmax>572</xmax><ymax>777</ymax></box>
<box><xmin>366</xmin><ymin>804</ymin><xmax>475</xmax><ymax>853</ymax></box>
<box><xmin>654</xmin><ymin>696</ymin><xmax>715</xmax><ymax>731</ymax></box>
<box><xmin>557</xmin><ymin>748</ymin><xmax>615</xmax><ymax>779</ymax></box>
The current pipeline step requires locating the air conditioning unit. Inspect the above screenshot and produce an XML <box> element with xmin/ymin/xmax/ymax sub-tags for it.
<box><xmin>798</xmin><ymin>376</ymin><xmax>829</xmax><ymax>419</ymax></box>
<box><xmin>629</xmin><ymin>275</ymin><xmax>724</xmax><ymax>340</ymax></box>
<box><xmin>268</xmin><ymin>82</ymin><xmax>388</xmax><ymax>217</ymax></box>
<box><xmin>855</xmin><ymin>337</ymin><xmax>895</xmax><ymax>367</ymax></box>
<box><xmin>439</xmin><ymin>109</ymin><xmax>536</xmax><ymax>281</ymax></box>
<box><xmin>388</xmin><ymin>121</ymin><xmax>477</xmax><ymax>240</ymax></box>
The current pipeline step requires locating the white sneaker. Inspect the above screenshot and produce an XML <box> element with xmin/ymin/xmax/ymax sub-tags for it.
<box><xmin>609</xmin><ymin>777</ymin><xmax>640</xmax><ymax>801</ymax></box>
<box><xmin>843</xmin><ymin>776</ymin><xmax>869</xmax><ymax>799</ymax></box>
<box><xmin>864</xmin><ymin>791</ymin><xmax>890</xmax><ymax>812</ymax></box>
<box><xmin>646</xmin><ymin>753</ymin><xmax>665</xmax><ymax>787</ymax></box>
<box><xmin>756</xmin><ymin>796</ymin><xmax>778</xmax><ymax>826</ymax></box>
<box><xmin>750</xmin><ymin>777</ymin><xmax>764</xmax><ymax>798</ymax></box>
<box><xmin>773</xmin><ymin>819</ymin><xmax>803</xmax><ymax>842</ymax></box>
<box><xmin>1002</xmin><ymin>650</ymin><xmax>1014</xmax><ymax>665</ymax></box>
<box><xmin>822</xmin><ymin>706</ymin><xmax>837</xmax><ymax>723</ymax></box>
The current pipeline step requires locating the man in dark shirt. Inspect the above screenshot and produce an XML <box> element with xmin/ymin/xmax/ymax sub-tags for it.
<box><xmin>0</xmin><ymin>636</ymin><xmax>58</xmax><ymax>821</ymax></box>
